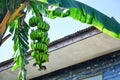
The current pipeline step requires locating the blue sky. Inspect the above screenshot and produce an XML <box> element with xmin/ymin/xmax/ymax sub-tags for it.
<box><xmin>0</xmin><ymin>0</ymin><xmax>120</xmax><ymax>62</ymax></box>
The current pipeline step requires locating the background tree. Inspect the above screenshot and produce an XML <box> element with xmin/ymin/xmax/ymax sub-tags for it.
<box><xmin>0</xmin><ymin>0</ymin><xmax>120</xmax><ymax>80</ymax></box>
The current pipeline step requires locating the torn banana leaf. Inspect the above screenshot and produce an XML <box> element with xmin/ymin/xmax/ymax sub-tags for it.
<box><xmin>41</xmin><ymin>0</ymin><xmax>120</xmax><ymax>39</ymax></box>
<box><xmin>47</xmin><ymin>5</ymin><xmax>70</xmax><ymax>18</ymax></box>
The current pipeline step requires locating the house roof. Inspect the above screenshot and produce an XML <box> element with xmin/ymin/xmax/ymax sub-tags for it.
<box><xmin>49</xmin><ymin>26</ymin><xmax>96</xmax><ymax>46</ymax></box>
<box><xmin>31</xmin><ymin>50</ymin><xmax>120</xmax><ymax>80</ymax></box>
<box><xmin>0</xmin><ymin>26</ymin><xmax>96</xmax><ymax>67</ymax></box>
<box><xmin>0</xmin><ymin>26</ymin><xmax>120</xmax><ymax>79</ymax></box>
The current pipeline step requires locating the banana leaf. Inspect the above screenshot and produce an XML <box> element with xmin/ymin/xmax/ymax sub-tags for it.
<box><xmin>41</xmin><ymin>0</ymin><xmax>120</xmax><ymax>39</ymax></box>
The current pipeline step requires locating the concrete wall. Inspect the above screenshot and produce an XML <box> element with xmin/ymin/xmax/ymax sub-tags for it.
<box><xmin>31</xmin><ymin>50</ymin><xmax>120</xmax><ymax>80</ymax></box>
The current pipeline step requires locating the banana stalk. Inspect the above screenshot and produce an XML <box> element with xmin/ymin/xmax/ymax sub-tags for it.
<box><xmin>0</xmin><ymin>2</ymin><xmax>26</xmax><ymax>45</ymax></box>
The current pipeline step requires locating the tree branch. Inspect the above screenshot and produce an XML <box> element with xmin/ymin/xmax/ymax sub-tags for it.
<box><xmin>0</xmin><ymin>34</ymin><xmax>11</xmax><ymax>46</ymax></box>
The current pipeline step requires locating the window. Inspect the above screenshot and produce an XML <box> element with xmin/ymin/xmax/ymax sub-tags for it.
<box><xmin>79</xmin><ymin>74</ymin><xmax>103</xmax><ymax>80</ymax></box>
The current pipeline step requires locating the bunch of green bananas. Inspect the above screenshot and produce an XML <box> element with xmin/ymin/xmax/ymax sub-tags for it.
<box><xmin>29</xmin><ymin>16</ymin><xmax>50</xmax><ymax>70</ymax></box>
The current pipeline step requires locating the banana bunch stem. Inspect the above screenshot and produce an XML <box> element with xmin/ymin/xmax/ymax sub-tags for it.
<box><xmin>29</xmin><ymin>1</ymin><xmax>50</xmax><ymax>70</ymax></box>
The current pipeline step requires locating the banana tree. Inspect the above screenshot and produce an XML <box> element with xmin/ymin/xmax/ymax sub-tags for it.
<box><xmin>0</xmin><ymin>0</ymin><xmax>120</xmax><ymax>80</ymax></box>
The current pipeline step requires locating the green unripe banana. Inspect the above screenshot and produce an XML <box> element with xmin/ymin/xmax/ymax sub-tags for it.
<box><xmin>31</xmin><ymin>42</ymin><xmax>48</xmax><ymax>52</ymax></box>
<box><xmin>29</xmin><ymin>12</ymin><xmax>50</xmax><ymax>70</ymax></box>
<box><xmin>29</xmin><ymin>17</ymin><xmax>37</xmax><ymax>27</ymax></box>
<box><xmin>30</xmin><ymin>30</ymin><xmax>47</xmax><ymax>40</ymax></box>
<box><xmin>41</xmin><ymin>37</ymin><xmax>50</xmax><ymax>46</ymax></box>
<box><xmin>31</xmin><ymin>51</ymin><xmax>39</xmax><ymax>58</ymax></box>
<box><xmin>37</xmin><ymin>21</ymin><xmax>50</xmax><ymax>31</ymax></box>
<box><xmin>42</xmin><ymin>53</ymin><xmax>49</xmax><ymax>62</ymax></box>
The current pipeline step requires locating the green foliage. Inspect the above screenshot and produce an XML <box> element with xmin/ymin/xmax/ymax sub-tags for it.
<box><xmin>47</xmin><ymin>6</ymin><xmax>70</xmax><ymax>19</ymax></box>
<box><xmin>10</xmin><ymin>19</ymin><xmax>30</xmax><ymax>80</ymax></box>
<box><xmin>0</xmin><ymin>0</ymin><xmax>120</xmax><ymax>80</ymax></box>
<box><xmin>42</xmin><ymin>0</ymin><xmax>120</xmax><ymax>39</ymax></box>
